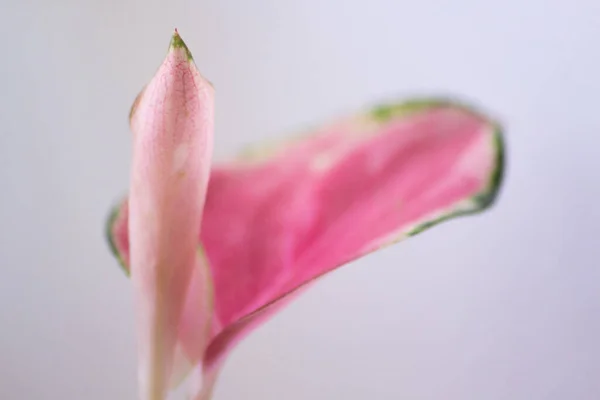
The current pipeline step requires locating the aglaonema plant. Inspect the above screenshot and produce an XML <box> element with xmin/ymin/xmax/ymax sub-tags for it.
<box><xmin>106</xmin><ymin>30</ymin><xmax>505</xmax><ymax>400</ymax></box>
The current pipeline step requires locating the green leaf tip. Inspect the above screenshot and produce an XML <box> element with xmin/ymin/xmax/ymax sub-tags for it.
<box><xmin>169</xmin><ymin>28</ymin><xmax>193</xmax><ymax>61</ymax></box>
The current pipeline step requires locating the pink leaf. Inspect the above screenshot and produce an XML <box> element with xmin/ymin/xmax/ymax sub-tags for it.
<box><xmin>125</xmin><ymin>30</ymin><xmax>214</xmax><ymax>399</ymax></box>
<box><xmin>108</xmin><ymin>63</ymin><xmax>504</xmax><ymax>397</ymax></box>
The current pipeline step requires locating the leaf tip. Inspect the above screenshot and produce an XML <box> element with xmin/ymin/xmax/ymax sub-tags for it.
<box><xmin>169</xmin><ymin>28</ymin><xmax>193</xmax><ymax>61</ymax></box>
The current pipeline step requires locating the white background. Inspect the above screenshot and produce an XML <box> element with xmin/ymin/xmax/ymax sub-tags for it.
<box><xmin>1</xmin><ymin>1</ymin><xmax>599</xmax><ymax>399</ymax></box>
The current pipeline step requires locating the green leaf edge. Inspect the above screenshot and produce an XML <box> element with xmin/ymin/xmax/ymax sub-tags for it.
<box><xmin>105</xmin><ymin>200</ymin><xmax>129</xmax><ymax>276</ymax></box>
<box><xmin>370</xmin><ymin>97</ymin><xmax>505</xmax><ymax>237</ymax></box>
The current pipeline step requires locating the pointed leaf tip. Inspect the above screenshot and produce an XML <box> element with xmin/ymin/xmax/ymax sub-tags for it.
<box><xmin>169</xmin><ymin>29</ymin><xmax>193</xmax><ymax>60</ymax></box>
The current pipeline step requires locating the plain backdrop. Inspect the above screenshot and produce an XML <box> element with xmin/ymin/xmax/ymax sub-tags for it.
<box><xmin>1</xmin><ymin>1</ymin><xmax>599</xmax><ymax>399</ymax></box>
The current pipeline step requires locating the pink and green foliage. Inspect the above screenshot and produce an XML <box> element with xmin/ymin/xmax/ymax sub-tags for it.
<box><xmin>106</xmin><ymin>31</ymin><xmax>505</xmax><ymax>399</ymax></box>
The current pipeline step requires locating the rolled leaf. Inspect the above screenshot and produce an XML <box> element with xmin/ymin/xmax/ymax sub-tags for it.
<box><xmin>126</xmin><ymin>30</ymin><xmax>214</xmax><ymax>400</ymax></box>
